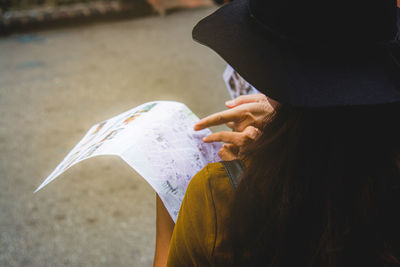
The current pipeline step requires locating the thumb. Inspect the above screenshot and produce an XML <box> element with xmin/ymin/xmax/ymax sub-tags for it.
<box><xmin>225</xmin><ymin>94</ymin><xmax>267</xmax><ymax>108</ymax></box>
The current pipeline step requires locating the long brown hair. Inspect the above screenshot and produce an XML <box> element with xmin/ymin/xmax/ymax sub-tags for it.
<box><xmin>225</xmin><ymin>103</ymin><xmax>400</xmax><ymax>266</ymax></box>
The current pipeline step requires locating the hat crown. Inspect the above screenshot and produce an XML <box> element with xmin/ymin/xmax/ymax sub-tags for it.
<box><xmin>248</xmin><ymin>0</ymin><xmax>398</xmax><ymax>44</ymax></box>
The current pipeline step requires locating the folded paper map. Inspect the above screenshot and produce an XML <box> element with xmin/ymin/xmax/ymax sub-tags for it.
<box><xmin>223</xmin><ymin>65</ymin><xmax>260</xmax><ymax>99</ymax></box>
<box><xmin>35</xmin><ymin>101</ymin><xmax>221</xmax><ymax>222</ymax></box>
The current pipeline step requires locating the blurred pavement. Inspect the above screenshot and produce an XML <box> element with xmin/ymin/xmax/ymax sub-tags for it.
<box><xmin>0</xmin><ymin>7</ymin><xmax>229</xmax><ymax>267</ymax></box>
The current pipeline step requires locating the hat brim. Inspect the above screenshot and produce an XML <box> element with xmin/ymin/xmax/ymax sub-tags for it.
<box><xmin>192</xmin><ymin>0</ymin><xmax>400</xmax><ymax>107</ymax></box>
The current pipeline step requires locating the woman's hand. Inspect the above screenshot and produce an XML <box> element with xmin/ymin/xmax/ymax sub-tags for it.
<box><xmin>194</xmin><ymin>94</ymin><xmax>276</xmax><ymax>160</ymax></box>
<box><xmin>207</xmin><ymin>126</ymin><xmax>262</xmax><ymax>160</ymax></box>
<box><xmin>194</xmin><ymin>94</ymin><xmax>274</xmax><ymax>132</ymax></box>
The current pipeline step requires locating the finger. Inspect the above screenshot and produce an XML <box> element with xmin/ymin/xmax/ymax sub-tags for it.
<box><xmin>232</xmin><ymin>103</ymin><xmax>273</xmax><ymax>131</ymax></box>
<box><xmin>242</xmin><ymin>125</ymin><xmax>262</xmax><ymax>141</ymax></box>
<box><xmin>203</xmin><ymin>131</ymin><xmax>244</xmax><ymax>146</ymax></box>
<box><xmin>203</xmin><ymin>126</ymin><xmax>261</xmax><ymax>146</ymax></box>
<box><xmin>194</xmin><ymin>108</ymin><xmax>243</xmax><ymax>130</ymax></box>
<box><xmin>226</xmin><ymin>122</ymin><xmax>236</xmax><ymax>130</ymax></box>
<box><xmin>225</xmin><ymin>94</ymin><xmax>267</xmax><ymax>108</ymax></box>
<box><xmin>232</xmin><ymin>112</ymin><xmax>256</xmax><ymax>132</ymax></box>
<box><xmin>218</xmin><ymin>145</ymin><xmax>238</xmax><ymax>161</ymax></box>
<box><xmin>225</xmin><ymin>143</ymin><xmax>240</xmax><ymax>155</ymax></box>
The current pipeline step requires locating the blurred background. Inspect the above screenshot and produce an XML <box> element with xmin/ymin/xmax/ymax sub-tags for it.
<box><xmin>0</xmin><ymin>0</ymin><xmax>231</xmax><ymax>266</ymax></box>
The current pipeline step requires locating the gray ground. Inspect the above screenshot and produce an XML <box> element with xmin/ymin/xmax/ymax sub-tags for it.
<box><xmin>0</xmin><ymin>7</ymin><xmax>230</xmax><ymax>266</ymax></box>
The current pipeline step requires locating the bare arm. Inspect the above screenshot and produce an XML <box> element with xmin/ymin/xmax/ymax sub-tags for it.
<box><xmin>153</xmin><ymin>194</ymin><xmax>175</xmax><ymax>267</ymax></box>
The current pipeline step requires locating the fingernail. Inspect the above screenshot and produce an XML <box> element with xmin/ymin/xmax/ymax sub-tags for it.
<box><xmin>225</xmin><ymin>100</ymin><xmax>234</xmax><ymax>106</ymax></box>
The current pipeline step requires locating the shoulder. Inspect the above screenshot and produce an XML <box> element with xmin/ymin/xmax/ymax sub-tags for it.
<box><xmin>167</xmin><ymin>162</ymin><xmax>234</xmax><ymax>266</ymax></box>
<box><xmin>177</xmin><ymin>162</ymin><xmax>233</xmax><ymax>232</ymax></box>
<box><xmin>186</xmin><ymin>162</ymin><xmax>232</xmax><ymax>198</ymax></box>
<box><xmin>184</xmin><ymin>163</ymin><xmax>235</xmax><ymax>225</ymax></box>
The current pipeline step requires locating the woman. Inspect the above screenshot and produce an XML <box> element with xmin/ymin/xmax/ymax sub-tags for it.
<box><xmin>154</xmin><ymin>0</ymin><xmax>400</xmax><ymax>266</ymax></box>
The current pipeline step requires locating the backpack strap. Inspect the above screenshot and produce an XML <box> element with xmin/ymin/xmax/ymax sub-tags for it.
<box><xmin>221</xmin><ymin>160</ymin><xmax>244</xmax><ymax>191</ymax></box>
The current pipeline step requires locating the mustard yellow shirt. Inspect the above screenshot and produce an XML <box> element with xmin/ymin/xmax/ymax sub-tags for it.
<box><xmin>167</xmin><ymin>162</ymin><xmax>235</xmax><ymax>266</ymax></box>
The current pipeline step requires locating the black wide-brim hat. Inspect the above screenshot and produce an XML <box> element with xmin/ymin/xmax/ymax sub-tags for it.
<box><xmin>193</xmin><ymin>0</ymin><xmax>400</xmax><ymax>107</ymax></box>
